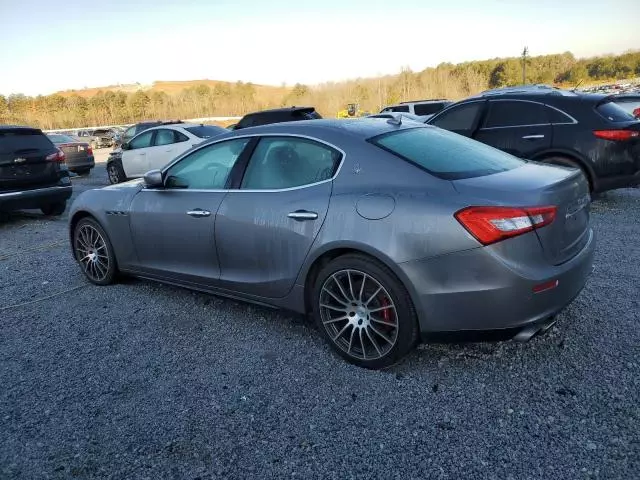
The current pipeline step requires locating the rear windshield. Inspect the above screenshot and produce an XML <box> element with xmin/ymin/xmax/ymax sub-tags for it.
<box><xmin>185</xmin><ymin>125</ymin><xmax>226</xmax><ymax>138</ymax></box>
<box><xmin>370</xmin><ymin>127</ymin><xmax>525</xmax><ymax>180</ymax></box>
<box><xmin>596</xmin><ymin>101</ymin><xmax>637</xmax><ymax>123</ymax></box>
<box><xmin>0</xmin><ymin>129</ymin><xmax>54</xmax><ymax>154</ymax></box>
<box><xmin>48</xmin><ymin>134</ymin><xmax>77</xmax><ymax>143</ymax></box>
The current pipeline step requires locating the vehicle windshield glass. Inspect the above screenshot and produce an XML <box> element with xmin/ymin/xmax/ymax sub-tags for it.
<box><xmin>48</xmin><ymin>134</ymin><xmax>76</xmax><ymax>143</ymax></box>
<box><xmin>0</xmin><ymin>130</ymin><xmax>53</xmax><ymax>154</ymax></box>
<box><xmin>596</xmin><ymin>101</ymin><xmax>637</xmax><ymax>122</ymax></box>
<box><xmin>370</xmin><ymin>126</ymin><xmax>525</xmax><ymax>180</ymax></box>
<box><xmin>185</xmin><ymin>126</ymin><xmax>226</xmax><ymax>138</ymax></box>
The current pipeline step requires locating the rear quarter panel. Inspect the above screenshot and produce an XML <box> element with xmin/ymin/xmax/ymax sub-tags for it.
<box><xmin>295</xmin><ymin>140</ymin><xmax>481</xmax><ymax>286</ymax></box>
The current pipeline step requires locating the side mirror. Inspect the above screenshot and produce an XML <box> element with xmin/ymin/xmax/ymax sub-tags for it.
<box><xmin>143</xmin><ymin>169</ymin><xmax>163</xmax><ymax>188</ymax></box>
<box><xmin>121</xmin><ymin>142</ymin><xmax>129</xmax><ymax>150</ymax></box>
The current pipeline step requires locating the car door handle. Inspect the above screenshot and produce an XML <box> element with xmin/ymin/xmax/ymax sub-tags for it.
<box><xmin>522</xmin><ymin>134</ymin><xmax>545</xmax><ymax>139</ymax></box>
<box><xmin>288</xmin><ymin>210</ymin><xmax>318</xmax><ymax>220</ymax></box>
<box><xmin>139</xmin><ymin>152</ymin><xmax>146</xmax><ymax>155</ymax></box>
<box><xmin>187</xmin><ymin>209</ymin><xmax>211</xmax><ymax>218</ymax></box>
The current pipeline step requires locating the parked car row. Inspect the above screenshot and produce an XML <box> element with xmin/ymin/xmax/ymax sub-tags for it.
<box><xmin>3</xmin><ymin>84</ymin><xmax>638</xmax><ymax>369</ymax></box>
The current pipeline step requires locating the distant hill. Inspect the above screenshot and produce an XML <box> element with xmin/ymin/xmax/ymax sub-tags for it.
<box><xmin>56</xmin><ymin>80</ymin><xmax>290</xmax><ymax>99</ymax></box>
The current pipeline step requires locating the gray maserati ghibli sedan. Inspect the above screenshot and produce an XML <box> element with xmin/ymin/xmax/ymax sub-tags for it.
<box><xmin>68</xmin><ymin>118</ymin><xmax>595</xmax><ymax>369</ymax></box>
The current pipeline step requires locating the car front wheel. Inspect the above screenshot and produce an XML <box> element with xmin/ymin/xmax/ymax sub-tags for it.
<box><xmin>107</xmin><ymin>160</ymin><xmax>127</xmax><ymax>184</ymax></box>
<box><xmin>41</xmin><ymin>201</ymin><xmax>66</xmax><ymax>216</ymax></box>
<box><xmin>311</xmin><ymin>254</ymin><xmax>419</xmax><ymax>369</ymax></box>
<box><xmin>73</xmin><ymin>217</ymin><xmax>117</xmax><ymax>285</ymax></box>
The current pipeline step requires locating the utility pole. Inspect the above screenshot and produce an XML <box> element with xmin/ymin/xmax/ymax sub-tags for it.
<box><xmin>521</xmin><ymin>46</ymin><xmax>529</xmax><ymax>85</ymax></box>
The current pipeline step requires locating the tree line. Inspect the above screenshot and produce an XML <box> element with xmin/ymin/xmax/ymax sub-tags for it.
<box><xmin>1</xmin><ymin>50</ymin><xmax>638</xmax><ymax>130</ymax></box>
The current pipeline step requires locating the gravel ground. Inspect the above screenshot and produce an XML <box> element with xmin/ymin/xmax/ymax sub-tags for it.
<box><xmin>1</xmin><ymin>155</ymin><xmax>639</xmax><ymax>479</ymax></box>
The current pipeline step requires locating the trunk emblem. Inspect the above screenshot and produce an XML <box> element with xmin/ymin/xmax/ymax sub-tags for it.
<box><xmin>13</xmin><ymin>157</ymin><xmax>27</xmax><ymax>164</ymax></box>
<box><xmin>565</xmin><ymin>194</ymin><xmax>590</xmax><ymax>219</ymax></box>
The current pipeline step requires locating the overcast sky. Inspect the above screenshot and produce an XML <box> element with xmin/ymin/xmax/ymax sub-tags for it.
<box><xmin>1</xmin><ymin>0</ymin><xmax>638</xmax><ymax>96</ymax></box>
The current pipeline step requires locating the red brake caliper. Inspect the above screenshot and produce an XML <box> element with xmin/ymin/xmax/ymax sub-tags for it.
<box><xmin>380</xmin><ymin>296</ymin><xmax>391</xmax><ymax>323</ymax></box>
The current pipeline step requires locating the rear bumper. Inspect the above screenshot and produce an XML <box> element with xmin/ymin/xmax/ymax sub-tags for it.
<box><xmin>67</xmin><ymin>155</ymin><xmax>95</xmax><ymax>171</ymax></box>
<box><xmin>0</xmin><ymin>184</ymin><xmax>73</xmax><ymax>211</ymax></box>
<box><xmin>399</xmin><ymin>228</ymin><xmax>596</xmax><ymax>335</ymax></box>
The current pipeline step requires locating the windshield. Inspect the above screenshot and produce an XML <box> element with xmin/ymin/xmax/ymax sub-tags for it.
<box><xmin>48</xmin><ymin>134</ymin><xmax>77</xmax><ymax>143</ymax></box>
<box><xmin>185</xmin><ymin>125</ymin><xmax>227</xmax><ymax>138</ymax></box>
<box><xmin>370</xmin><ymin>126</ymin><xmax>525</xmax><ymax>180</ymax></box>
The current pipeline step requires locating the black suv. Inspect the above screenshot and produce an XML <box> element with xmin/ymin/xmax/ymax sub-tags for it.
<box><xmin>0</xmin><ymin>125</ymin><xmax>72</xmax><ymax>219</ymax></box>
<box><xmin>427</xmin><ymin>85</ymin><xmax>640</xmax><ymax>193</ymax></box>
<box><xmin>230</xmin><ymin>106</ymin><xmax>322</xmax><ymax>130</ymax></box>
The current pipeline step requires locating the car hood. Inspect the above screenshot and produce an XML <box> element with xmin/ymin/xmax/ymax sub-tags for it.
<box><xmin>102</xmin><ymin>178</ymin><xmax>144</xmax><ymax>191</ymax></box>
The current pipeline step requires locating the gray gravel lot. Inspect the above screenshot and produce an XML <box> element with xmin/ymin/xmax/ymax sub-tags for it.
<box><xmin>1</xmin><ymin>151</ymin><xmax>639</xmax><ymax>479</ymax></box>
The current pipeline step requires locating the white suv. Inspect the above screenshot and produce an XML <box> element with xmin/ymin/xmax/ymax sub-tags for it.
<box><xmin>380</xmin><ymin>99</ymin><xmax>453</xmax><ymax>119</ymax></box>
<box><xmin>116</xmin><ymin>123</ymin><xmax>227</xmax><ymax>181</ymax></box>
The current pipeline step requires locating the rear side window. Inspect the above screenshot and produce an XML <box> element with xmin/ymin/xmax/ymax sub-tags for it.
<box><xmin>241</xmin><ymin>137</ymin><xmax>341</xmax><ymax>190</ymax></box>
<box><xmin>185</xmin><ymin>126</ymin><xmax>226</xmax><ymax>138</ymax></box>
<box><xmin>430</xmin><ymin>102</ymin><xmax>482</xmax><ymax>131</ymax></box>
<box><xmin>596</xmin><ymin>101</ymin><xmax>637</xmax><ymax>123</ymax></box>
<box><xmin>0</xmin><ymin>129</ymin><xmax>55</xmax><ymax>154</ymax></box>
<box><xmin>484</xmin><ymin>101</ymin><xmax>548</xmax><ymax>128</ymax></box>
<box><xmin>153</xmin><ymin>129</ymin><xmax>176</xmax><ymax>146</ymax></box>
<box><xmin>545</xmin><ymin>106</ymin><xmax>575</xmax><ymax>124</ymax></box>
<box><xmin>413</xmin><ymin>103</ymin><xmax>446</xmax><ymax>116</ymax></box>
<box><xmin>370</xmin><ymin>127</ymin><xmax>525</xmax><ymax>180</ymax></box>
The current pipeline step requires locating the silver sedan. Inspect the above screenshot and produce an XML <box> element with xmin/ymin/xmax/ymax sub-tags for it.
<box><xmin>68</xmin><ymin>118</ymin><xmax>595</xmax><ymax>368</ymax></box>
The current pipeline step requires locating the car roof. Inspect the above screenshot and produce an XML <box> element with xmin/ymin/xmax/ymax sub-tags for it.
<box><xmin>144</xmin><ymin>122</ymin><xmax>223</xmax><ymax>131</ymax></box>
<box><xmin>0</xmin><ymin>125</ymin><xmax>43</xmax><ymax>131</ymax></box>
<box><xmin>222</xmin><ymin>118</ymin><xmax>425</xmax><ymax>140</ymax></box>
<box><xmin>242</xmin><ymin>106</ymin><xmax>316</xmax><ymax>116</ymax></box>
<box><xmin>398</xmin><ymin>99</ymin><xmax>450</xmax><ymax>105</ymax></box>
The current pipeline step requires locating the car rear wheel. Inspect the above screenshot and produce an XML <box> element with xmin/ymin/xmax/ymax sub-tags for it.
<box><xmin>41</xmin><ymin>201</ymin><xmax>66</xmax><ymax>216</ymax></box>
<box><xmin>311</xmin><ymin>254</ymin><xmax>419</xmax><ymax>369</ymax></box>
<box><xmin>107</xmin><ymin>160</ymin><xmax>127</xmax><ymax>184</ymax></box>
<box><xmin>73</xmin><ymin>217</ymin><xmax>117</xmax><ymax>285</ymax></box>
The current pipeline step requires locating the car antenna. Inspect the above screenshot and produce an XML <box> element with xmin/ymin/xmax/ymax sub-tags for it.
<box><xmin>387</xmin><ymin>114</ymin><xmax>402</xmax><ymax>126</ymax></box>
<box><xmin>572</xmin><ymin>79</ymin><xmax>584</xmax><ymax>92</ymax></box>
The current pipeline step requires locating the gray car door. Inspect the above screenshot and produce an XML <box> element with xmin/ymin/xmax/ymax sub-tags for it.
<box><xmin>128</xmin><ymin>138</ymin><xmax>251</xmax><ymax>285</ymax></box>
<box><xmin>215</xmin><ymin>135</ymin><xmax>343</xmax><ymax>298</ymax></box>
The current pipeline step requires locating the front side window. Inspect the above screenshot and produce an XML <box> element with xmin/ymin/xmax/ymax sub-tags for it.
<box><xmin>430</xmin><ymin>102</ymin><xmax>483</xmax><ymax>131</ymax></box>
<box><xmin>483</xmin><ymin>101</ymin><xmax>549</xmax><ymax>128</ymax></box>
<box><xmin>413</xmin><ymin>103</ymin><xmax>447</xmax><ymax>116</ymax></box>
<box><xmin>129</xmin><ymin>131</ymin><xmax>154</xmax><ymax>150</ymax></box>
<box><xmin>390</xmin><ymin>105</ymin><xmax>410</xmax><ymax>113</ymax></box>
<box><xmin>153</xmin><ymin>129</ymin><xmax>176</xmax><ymax>146</ymax></box>
<box><xmin>371</xmin><ymin>126</ymin><xmax>525</xmax><ymax>180</ymax></box>
<box><xmin>164</xmin><ymin>138</ymin><xmax>250</xmax><ymax>189</ymax></box>
<box><xmin>241</xmin><ymin>137</ymin><xmax>341</xmax><ymax>190</ymax></box>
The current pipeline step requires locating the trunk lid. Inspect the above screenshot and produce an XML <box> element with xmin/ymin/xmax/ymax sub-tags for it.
<box><xmin>0</xmin><ymin>128</ymin><xmax>61</xmax><ymax>190</ymax></box>
<box><xmin>452</xmin><ymin>162</ymin><xmax>591</xmax><ymax>265</ymax></box>
<box><xmin>59</xmin><ymin>142</ymin><xmax>90</xmax><ymax>164</ymax></box>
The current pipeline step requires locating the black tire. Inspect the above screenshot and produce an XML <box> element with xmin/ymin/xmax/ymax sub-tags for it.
<box><xmin>542</xmin><ymin>156</ymin><xmax>592</xmax><ymax>192</ymax></box>
<box><xmin>107</xmin><ymin>160</ymin><xmax>127</xmax><ymax>184</ymax></box>
<box><xmin>72</xmin><ymin>217</ymin><xmax>118</xmax><ymax>285</ymax></box>
<box><xmin>41</xmin><ymin>201</ymin><xmax>66</xmax><ymax>216</ymax></box>
<box><xmin>311</xmin><ymin>253</ymin><xmax>419</xmax><ymax>369</ymax></box>
<box><xmin>74</xmin><ymin>168</ymin><xmax>91</xmax><ymax>176</ymax></box>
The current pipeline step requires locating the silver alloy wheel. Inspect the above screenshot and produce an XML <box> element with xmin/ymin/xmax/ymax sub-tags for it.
<box><xmin>319</xmin><ymin>269</ymin><xmax>399</xmax><ymax>360</ymax></box>
<box><xmin>75</xmin><ymin>224</ymin><xmax>110</xmax><ymax>282</ymax></box>
<box><xmin>107</xmin><ymin>164</ymin><xmax>119</xmax><ymax>184</ymax></box>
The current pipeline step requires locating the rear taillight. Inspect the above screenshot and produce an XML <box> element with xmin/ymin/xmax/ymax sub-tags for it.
<box><xmin>593</xmin><ymin>130</ymin><xmax>640</xmax><ymax>141</ymax></box>
<box><xmin>46</xmin><ymin>148</ymin><xmax>66</xmax><ymax>163</ymax></box>
<box><xmin>455</xmin><ymin>205</ymin><xmax>557</xmax><ymax>245</ymax></box>
<box><xmin>633</xmin><ymin>107</ymin><xmax>640</xmax><ymax>119</ymax></box>
<box><xmin>87</xmin><ymin>145</ymin><xmax>93</xmax><ymax>156</ymax></box>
